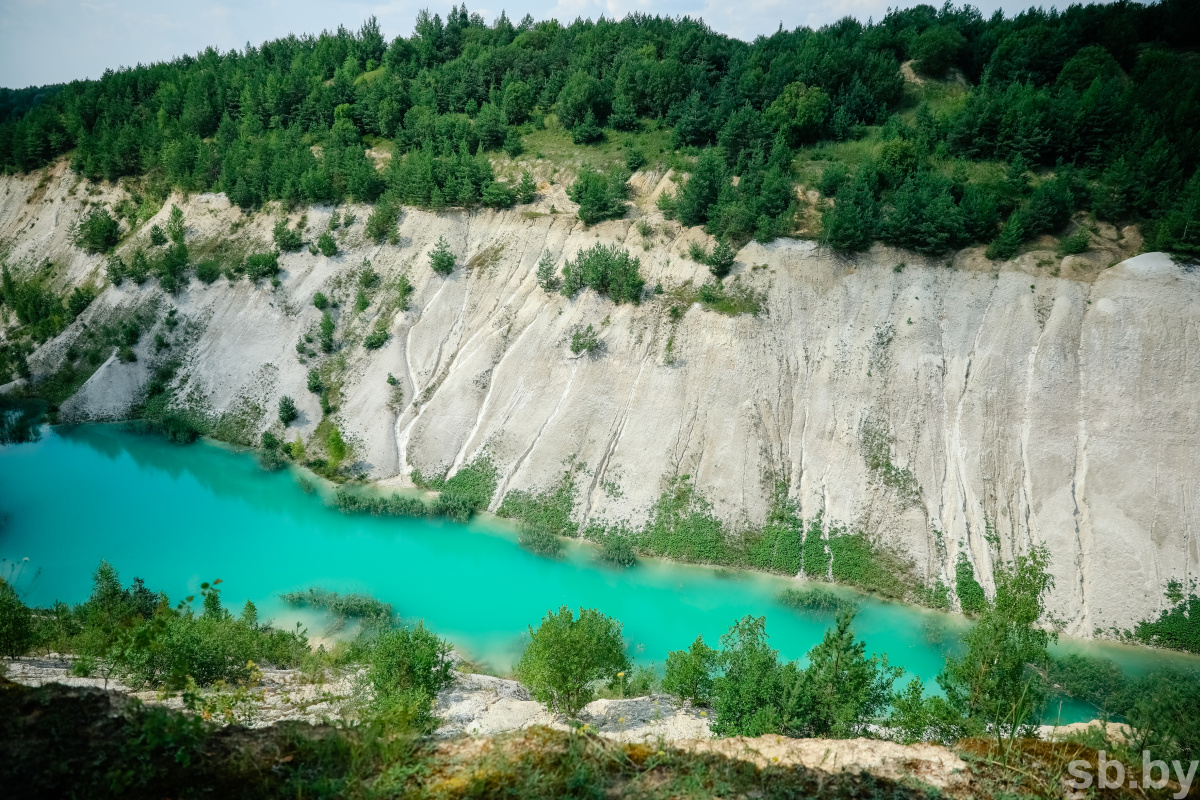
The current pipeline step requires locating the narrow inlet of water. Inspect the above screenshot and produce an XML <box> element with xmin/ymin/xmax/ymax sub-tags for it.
<box><xmin>1</xmin><ymin>425</ymin><xmax>1195</xmax><ymax>724</ymax></box>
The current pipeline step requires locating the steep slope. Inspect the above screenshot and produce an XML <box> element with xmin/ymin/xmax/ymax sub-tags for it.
<box><xmin>1</xmin><ymin>160</ymin><xmax>1196</xmax><ymax>636</ymax></box>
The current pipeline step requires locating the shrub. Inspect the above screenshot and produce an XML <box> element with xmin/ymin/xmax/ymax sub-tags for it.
<box><xmin>273</xmin><ymin>219</ymin><xmax>303</xmax><ymax>252</ymax></box>
<box><xmin>503</xmin><ymin>128</ymin><xmax>524</xmax><ymax>157</ymax></box>
<box><xmin>535</xmin><ymin>252</ymin><xmax>560</xmax><ymax>292</ymax></box>
<box><xmin>569</xmin><ymin>324</ymin><xmax>600</xmax><ymax>356</ymax></box>
<box><xmin>518</xmin><ymin>523</ymin><xmax>564</xmax><ymax>557</ymax></box>
<box><xmin>428</xmin><ymin>236</ymin><xmax>455</xmax><ymax>275</ymax></box>
<box><xmin>597</xmin><ymin>535</ymin><xmax>636</xmax><ymax>567</ymax></box>
<box><xmin>366</xmin><ymin>198</ymin><xmax>397</xmax><ymax>243</ymax></box>
<box><xmin>317</xmin><ymin>232</ymin><xmax>338</xmax><ymax>257</ymax></box>
<box><xmin>432</xmin><ymin>456</ymin><xmax>497</xmax><ymax>521</ymax></box>
<box><xmin>306</xmin><ymin>368</ymin><xmax>322</xmax><ymax>393</ymax></box>
<box><xmin>312</xmin><ymin>292</ymin><xmax>329</xmax><ymax>310</ymax></box>
<box><xmin>777</xmin><ymin>587</ymin><xmax>860</xmax><ymax>616</ymax></box>
<box><xmin>568</xmin><ymin>166</ymin><xmax>629</xmax><ymax>225</ymax></box>
<box><xmin>74</xmin><ymin>209</ymin><xmax>121</xmax><ymax>254</ymax></box>
<box><xmin>708</xmin><ymin>240</ymin><xmax>736</xmax><ymax>278</ymax></box>
<box><xmin>278</xmin><ymin>396</ymin><xmax>298</xmax><ymax>425</ymax></box>
<box><xmin>1132</xmin><ymin>579</ymin><xmax>1200</xmax><ymax>653</ymax></box>
<box><xmin>149</xmin><ymin>225</ymin><xmax>167</xmax><ymax>246</ymax></box>
<box><xmin>68</xmin><ymin>286</ymin><xmax>96</xmax><ymax>319</ymax></box>
<box><xmin>571</xmin><ymin>110</ymin><xmax>603</xmax><ymax>144</ymax></box>
<box><xmin>0</xmin><ymin>578</ymin><xmax>36</xmax><ymax>657</ymax></box>
<box><xmin>561</xmin><ymin>243</ymin><xmax>644</xmax><ymax>304</ymax></box>
<box><xmin>319</xmin><ymin>312</ymin><xmax>334</xmax><ymax>352</ymax></box>
<box><xmin>195</xmin><ymin>259</ymin><xmax>221</xmax><ymax>283</ymax></box>
<box><xmin>481</xmin><ymin>180</ymin><xmax>515</xmax><ymax>208</ymax></box>
<box><xmin>326</xmin><ymin>426</ymin><xmax>347</xmax><ymax>466</ymax></box>
<box><xmin>515</xmin><ymin>606</ymin><xmax>630</xmax><ymax>718</ymax></box>
<box><xmin>363</xmin><ymin>322</ymin><xmax>389</xmax><ymax>350</ymax></box>
<box><xmin>367</xmin><ymin>624</ymin><xmax>454</xmax><ymax>731</ymax></box>
<box><xmin>244</xmin><ymin>252</ymin><xmax>279</xmax><ymax>280</ymax></box>
<box><xmin>516</xmin><ymin>171</ymin><xmax>536</xmax><ymax>204</ymax></box>
<box><xmin>624</xmin><ymin>146</ymin><xmax>646</xmax><ymax>172</ymax></box>
<box><xmin>663</xmin><ymin>635</ymin><xmax>718</xmax><ymax>705</ymax></box>
<box><xmin>166</xmin><ymin>205</ymin><xmax>185</xmax><ymax>244</ymax></box>
<box><xmin>1057</xmin><ymin>228</ymin><xmax>1090</xmax><ymax>256</ymax></box>
<box><xmin>955</xmin><ymin>553</ymin><xmax>987</xmax><ymax>614</ymax></box>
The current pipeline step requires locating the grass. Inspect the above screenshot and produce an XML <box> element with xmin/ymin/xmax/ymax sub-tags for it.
<box><xmin>777</xmin><ymin>586</ymin><xmax>861</xmax><ymax>616</ymax></box>
<box><xmin>490</xmin><ymin>124</ymin><xmax>674</xmax><ymax>183</ymax></box>
<box><xmin>663</xmin><ymin>277</ymin><xmax>764</xmax><ymax>317</ymax></box>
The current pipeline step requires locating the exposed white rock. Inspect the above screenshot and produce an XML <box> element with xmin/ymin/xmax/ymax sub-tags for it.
<box><xmin>2</xmin><ymin>161</ymin><xmax>1196</xmax><ymax>636</ymax></box>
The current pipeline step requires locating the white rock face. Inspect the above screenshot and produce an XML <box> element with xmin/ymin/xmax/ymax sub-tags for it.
<box><xmin>2</xmin><ymin>162</ymin><xmax>1197</xmax><ymax>636</ymax></box>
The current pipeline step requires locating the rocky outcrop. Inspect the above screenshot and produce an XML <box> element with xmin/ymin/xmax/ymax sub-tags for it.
<box><xmin>2</xmin><ymin>161</ymin><xmax>1196</xmax><ymax>635</ymax></box>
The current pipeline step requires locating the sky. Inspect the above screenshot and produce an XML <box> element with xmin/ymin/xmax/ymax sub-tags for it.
<box><xmin>2</xmin><ymin>0</ymin><xmax>1043</xmax><ymax>90</ymax></box>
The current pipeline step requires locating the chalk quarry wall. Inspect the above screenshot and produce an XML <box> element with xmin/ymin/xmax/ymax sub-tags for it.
<box><xmin>2</xmin><ymin>160</ymin><xmax>1197</xmax><ymax>637</ymax></box>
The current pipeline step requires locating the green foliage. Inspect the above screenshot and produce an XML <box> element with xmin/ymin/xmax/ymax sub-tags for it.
<box><xmin>710</xmin><ymin>615</ymin><xmax>798</xmax><ymax>737</ymax></box>
<box><xmin>955</xmin><ymin>552</ymin><xmax>987</xmax><ymax>615</ymax></box>
<box><xmin>707</xmin><ymin>240</ymin><xmax>736</xmax><ymax>279</ymax></box>
<box><xmin>1131</xmin><ymin>579</ymin><xmax>1200</xmax><ymax>653</ymax></box>
<box><xmin>367</xmin><ymin>623</ymin><xmax>454</xmax><ymax>732</ymax></box>
<box><xmin>633</xmin><ymin>474</ymin><xmax>731</xmax><ymax>565</ymax></box>
<box><xmin>243</xmin><ymin>252</ymin><xmax>279</xmax><ymax>280</ymax></box>
<box><xmin>1</xmin><ymin>264</ymin><xmax>68</xmax><ymax>340</ymax></box>
<box><xmin>194</xmin><ymin>259</ymin><xmax>221</xmax><ymax>283</ymax></box>
<box><xmin>149</xmin><ymin>225</ymin><xmax>167</xmax><ymax>247</ymax></box>
<box><xmin>306</xmin><ymin>368</ymin><xmax>322</xmax><ymax>393</ymax></box>
<box><xmin>318</xmin><ymin>311</ymin><xmax>334</xmax><ymax>352</ymax></box>
<box><xmin>363</xmin><ymin>322</ymin><xmax>389</xmax><ymax>350</ymax></box>
<box><xmin>571</xmin><ymin>110</ymin><xmax>603</xmax><ymax>145</ymax></box>
<box><xmin>517</xmin><ymin>524</ymin><xmax>564</xmax><ymax>558</ymax></box>
<box><xmin>166</xmin><ymin>205</ymin><xmax>186</xmax><ymax>244</ymax></box>
<box><xmin>802</xmin><ymin>513</ymin><xmax>830</xmax><ymax>578</ymax></box>
<box><xmin>503</xmin><ymin>127</ymin><xmax>524</xmax><ymax>158</ymax></box>
<box><xmin>365</xmin><ymin>198</ymin><xmax>397</xmax><ymax>243</ymax></box>
<box><xmin>0</xmin><ymin>578</ymin><xmax>36</xmax><ymax>657</ymax></box>
<box><xmin>515</xmin><ymin>171</ymin><xmax>536</xmax><ymax>204</ymax></box>
<box><xmin>278</xmin><ymin>395</ymin><xmax>298</xmax><ymax>425</ymax></box>
<box><xmin>777</xmin><ymin>587</ymin><xmax>860</xmax><ymax>616</ymax></box>
<box><xmin>73</xmin><ymin>209</ymin><xmax>121</xmax><ymax>254</ymax></box>
<box><xmin>317</xmin><ymin>231</ymin><xmax>338</xmax><ymax>257</ymax></box>
<box><xmin>428</xmin><ymin>236</ymin><xmax>455</xmax><ymax>275</ymax></box>
<box><xmin>596</xmin><ymin>534</ymin><xmax>637</xmax><ymax>568</ymax></box>
<box><xmin>498</xmin><ymin>463</ymin><xmax>578</xmax><ymax>539</ymax></box>
<box><xmin>326</xmin><ymin>425</ymin><xmax>347</xmax><ymax>467</ymax></box>
<box><xmin>481</xmin><ymin>179</ymin><xmax>515</xmax><ymax>208</ymax></box>
<box><xmin>821</xmin><ymin>167</ymin><xmax>878</xmax><ymax>251</ymax></box>
<box><xmin>312</xmin><ymin>292</ymin><xmax>329</xmax><ymax>310</ymax></box>
<box><xmin>424</xmin><ymin>455</ymin><xmax>498</xmax><ymax>522</ymax></box>
<box><xmin>535</xmin><ymin>251</ymin><xmax>560</xmax><ymax>292</ymax></box>
<box><xmin>273</xmin><ymin>219</ymin><xmax>304</xmax><ymax>252</ymax></box>
<box><xmin>515</xmin><ymin>606</ymin><xmax>630</xmax><ymax>718</ymax></box>
<box><xmin>569</xmin><ymin>324</ymin><xmax>600</xmax><ymax>356</ymax></box>
<box><xmin>913</xmin><ymin>25</ymin><xmax>966</xmax><ymax>77</ymax></box>
<box><xmin>663</xmin><ymin>635</ymin><xmax>718</xmax><ymax>705</ymax></box>
<box><xmin>938</xmin><ymin>547</ymin><xmax>1056</xmax><ymax>747</ymax></box>
<box><xmin>567</xmin><ymin>166</ymin><xmax>629</xmax><ymax>225</ymax></box>
<box><xmin>561</xmin><ymin>243</ymin><xmax>644</xmax><ymax>304</ymax></box>
<box><xmin>765</xmin><ymin>82</ymin><xmax>830</xmax><ymax>147</ymax></box>
<box><xmin>1057</xmin><ymin>228</ymin><xmax>1090</xmax><ymax>255</ymax></box>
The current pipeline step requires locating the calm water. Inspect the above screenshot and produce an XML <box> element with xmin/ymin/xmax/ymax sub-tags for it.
<box><xmin>2</xmin><ymin>426</ymin><xmax>1196</xmax><ymax>724</ymax></box>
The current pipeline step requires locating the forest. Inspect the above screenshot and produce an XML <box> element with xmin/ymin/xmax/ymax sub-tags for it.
<box><xmin>0</xmin><ymin>2</ymin><xmax>1198</xmax><ymax>256</ymax></box>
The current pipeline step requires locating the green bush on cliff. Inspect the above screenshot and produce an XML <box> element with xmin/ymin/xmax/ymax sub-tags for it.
<box><xmin>516</xmin><ymin>606</ymin><xmax>630</xmax><ymax>718</ymax></box>
<box><xmin>1131</xmin><ymin>579</ymin><xmax>1200</xmax><ymax>654</ymax></box>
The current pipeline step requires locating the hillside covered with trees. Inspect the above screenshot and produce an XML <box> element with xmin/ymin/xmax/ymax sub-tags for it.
<box><xmin>1</xmin><ymin>1</ymin><xmax>1198</xmax><ymax>257</ymax></box>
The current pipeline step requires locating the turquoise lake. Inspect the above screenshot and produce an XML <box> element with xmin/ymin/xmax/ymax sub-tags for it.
<box><xmin>2</xmin><ymin>425</ymin><xmax>1196</xmax><ymax>724</ymax></box>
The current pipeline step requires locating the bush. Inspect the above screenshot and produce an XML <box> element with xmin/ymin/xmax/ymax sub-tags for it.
<box><xmin>624</xmin><ymin>146</ymin><xmax>646</xmax><ymax>172</ymax></box>
<box><xmin>367</xmin><ymin>624</ymin><xmax>454</xmax><ymax>731</ymax></box>
<box><xmin>317</xmin><ymin>232</ymin><xmax>338</xmax><ymax>257</ymax></box>
<box><xmin>0</xmin><ymin>578</ymin><xmax>35</xmax><ymax>657</ymax></box>
<box><xmin>515</xmin><ymin>607</ymin><xmax>630</xmax><ymax>718</ymax></box>
<box><xmin>777</xmin><ymin>587</ymin><xmax>860</xmax><ymax>616</ymax></box>
<box><xmin>319</xmin><ymin>312</ymin><xmax>334</xmax><ymax>352</ymax></box>
<box><xmin>1132</xmin><ymin>579</ymin><xmax>1200</xmax><ymax>653</ymax></box>
<box><xmin>663</xmin><ymin>635</ymin><xmax>718</xmax><ymax>705</ymax></box>
<box><xmin>571</xmin><ymin>110</ymin><xmax>603</xmax><ymax>144</ymax></box>
<box><xmin>1057</xmin><ymin>228</ymin><xmax>1090</xmax><ymax>255</ymax></box>
<box><xmin>273</xmin><ymin>219</ymin><xmax>303</xmax><ymax>252</ymax></box>
<box><xmin>535</xmin><ymin>252</ymin><xmax>560</xmax><ymax>292</ymax></box>
<box><xmin>366</xmin><ymin>199</ymin><xmax>397</xmax><ymax>243</ymax></box>
<box><xmin>955</xmin><ymin>553</ymin><xmax>987</xmax><ymax>614</ymax></box>
<box><xmin>306</xmin><ymin>368</ymin><xmax>322</xmax><ymax>393</ymax></box>
<box><xmin>278</xmin><ymin>396</ymin><xmax>298</xmax><ymax>425</ymax></box>
<box><xmin>518</xmin><ymin>523</ymin><xmax>564</xmax><ymax>557</ymax></box>
<box><xmin>68</xmin><ymin>286</ymin><xmax>96</xmax><ymax>319</ymax></box>
<box><xmin>363</xmin><ymin>322</ymin><xmax>389</xmax><ymax>350</ymax></box>
<box><xmin>561</xmin><ymin>243</ymin><xmax>644</xmax><ymax>304</ymax></box>
<box><xmin>74</xmin><ymin>209</ymin><xmax>121</xmax><ymax>254</ymax></box>
<box><xmin>503</xmin><ymin>128</ymin><xmax>524</xmax><ymax>157</ymax></box>
<box><xmin>568</xmin><ymin>167</ymin><xmax>629</xmax><ymax>225</ymax></box>
<box><xmin>149</xmin><ymin>224</ymin><xmax>167</xmax><ymax>246</ymax></box>
<box><xmin>195</xmin><ymin>259</ymin><xmax>221</xmax><ymax>283</ymax></box>
<box><xmin>569</xmin><ymin>324</ymin><xmax>600</xmax><ymax>356</ymax></box>
<box><xmin>516</xmin><ymin>171</ymin><xmax>536</xmax><ymax>204</ymax></box>
<box><xmin>481</xmin><ymin>180</ymin><xmax>516</xmax><ymax>208</ymax></box>
<box><xmin>428</xmin><ymin>236</ymin><xmax>455</xmax><ymax>275</ymax></box>
<box><xmin>243</xmin><ymin>252</ymin><xmax>279</xmax><ymax>280</ymax></box>
<box><xmin>708</xmin><ymin>240</ymin><xmax>736</xmax><ymax>279</ymax></box>
<box><xmin>312</xmin><ymin>292</ymin><xmax>328</xmax><ymax>310</ymax></box>
<box><xmin>597</xmin><ymin>535</ymin><xmax>636</xmax><ymax>567</ymax></box>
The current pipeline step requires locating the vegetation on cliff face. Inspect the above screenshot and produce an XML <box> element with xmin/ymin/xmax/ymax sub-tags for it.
<box><xmin>1</xmin><ymin>3</ymin><xmax>1197</xmax><ymax>256</ymax></box>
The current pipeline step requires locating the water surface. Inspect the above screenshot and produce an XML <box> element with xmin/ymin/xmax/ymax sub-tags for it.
<box><xmin>1</xmin><ymin>426</ymin><xmax>1195</xmax><ymax>724</ymax></box>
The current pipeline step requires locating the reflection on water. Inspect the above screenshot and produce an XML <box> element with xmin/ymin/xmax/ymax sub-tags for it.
<box><xmin>2</xmin><ymin>425</ymin><xmax>1197</xmax><ymax>724</ymax></box>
